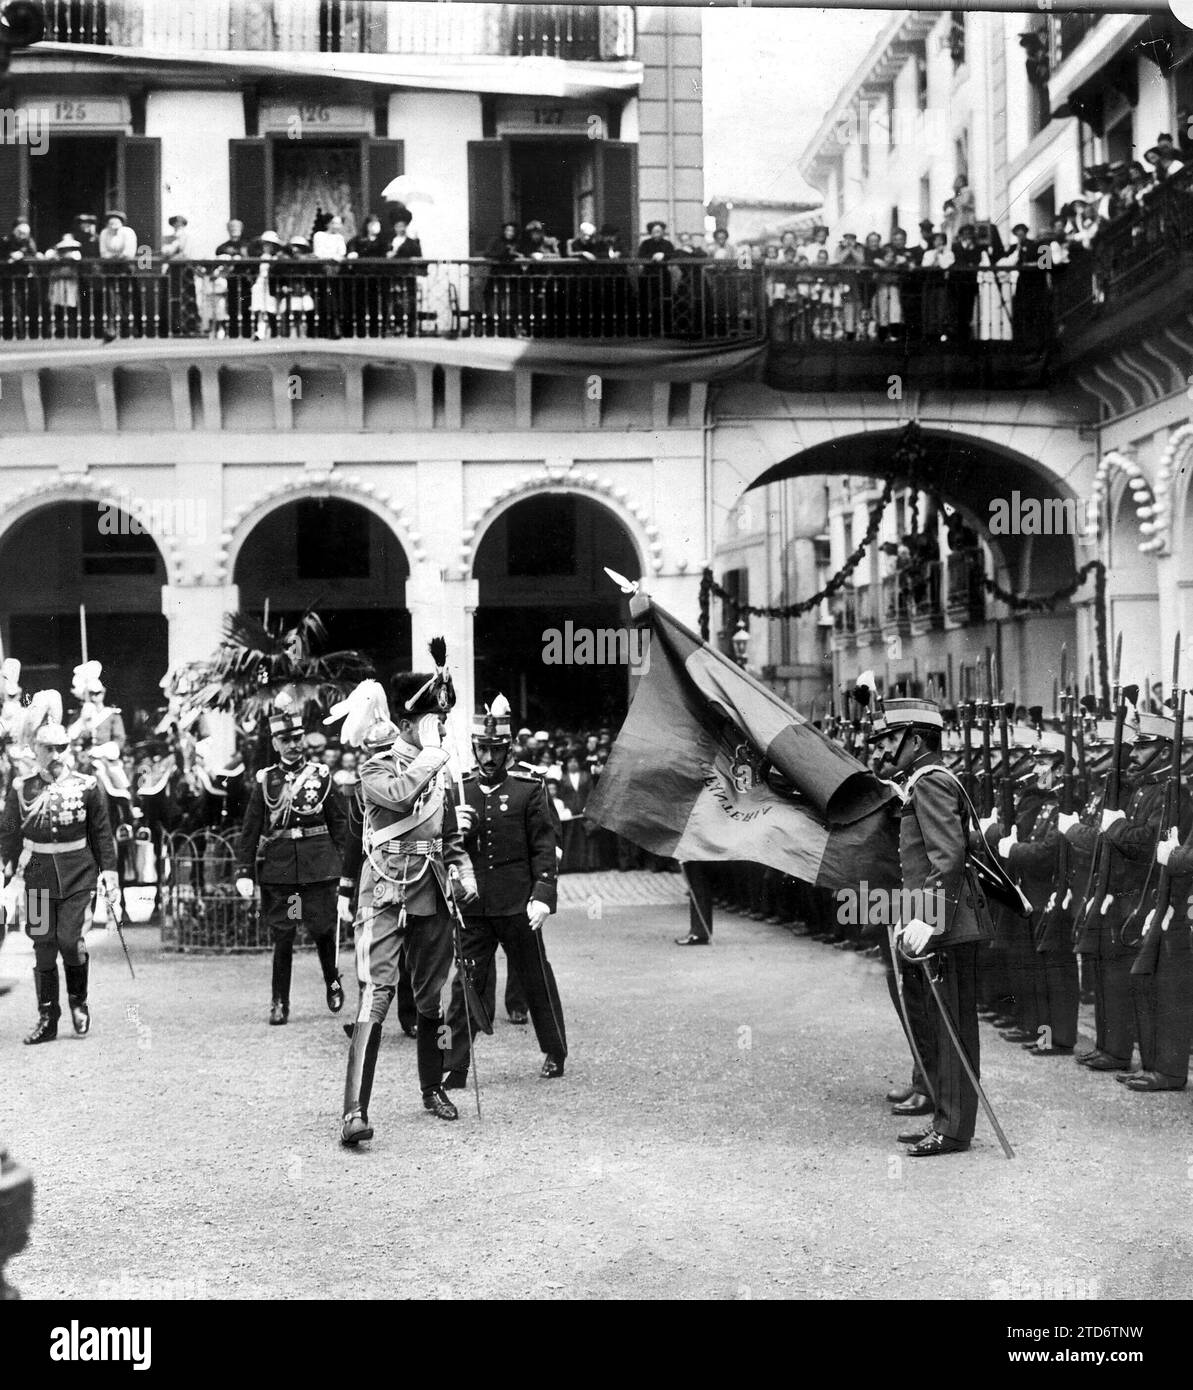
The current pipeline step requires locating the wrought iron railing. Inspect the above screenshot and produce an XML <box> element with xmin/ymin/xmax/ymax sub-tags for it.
<box><xmin>1054</xmin><ymin>163</ymin><xmax>1193</xmax><ymax>335</ymax></box>
<box><xmin>764</xmin><ymin>265</ymin><xmax>1052</xmax><ymax>351</ymax></box>
<box><xmin>40</xmin><ymin>1</ymin><xmax>635</xmax><ymax>58</ymax></box>
<box><xmin>0</xmin><ymin>258</ymin><xmax>763</xmax><ymax>345</ymax></box>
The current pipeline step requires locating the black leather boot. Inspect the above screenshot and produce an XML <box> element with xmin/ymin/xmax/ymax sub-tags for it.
<box><xmin>418</xmin><ymin>1013</ymin><xmax>457</xmax><ymax>1120</ymax></box>
<box><xmin>341</xmin><ymin>1021</ymin><xmax>382</xmax><ymax>1145</ymax></box>
<box><xmin>315</xmin><ymin>935</ymin><xmax>343</xmax><ymax>1012</ymax></box>
<box><xmin>24</xmin><ymin>969</ymin><xmax>61</xmax><ymax>1045</ymax></box>
<box><xmin>64</xmin><ymin>959</ymin><xmax>90</xmax><ymax>1036</ymax></box>
<box><xmin>271</xmin><ymin>935</ymin><xmax>292</xmax><ymax>1022</ymax></box>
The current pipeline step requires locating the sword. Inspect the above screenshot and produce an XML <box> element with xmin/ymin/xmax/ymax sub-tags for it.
<box><xmin>440</xmin><ymin>862</ymin><xmax>490</xmax><ymax>1122</ymax></box>
<box><xmin>899</xmin><ymin>937</ymin><xmax>1014</xmax><ymax>1159</ymax></box>
<box><xmin>885</xmin><ymin>920</ymin><xmax>937</xmax><ymax>1111</ymax></box>
<box><xmin>99</xmin><ymin>877</ymin><xmax>136</xmax><ymax>980</ymax></box>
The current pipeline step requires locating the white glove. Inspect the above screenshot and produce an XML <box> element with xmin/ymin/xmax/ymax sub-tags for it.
<box><xmin>997</xmin><ymin>830</ymin><xmax>1018</xmax><ymax>859</ymax></box>
<box><xmin>92</xmin><ymin>740</ymin><xmax>120</xmax><ymax>761</ymax></box>
<box><xmin>1101</xmin><ymin>808</ymin><xmax>1126</xmax><ymax>832</ymax></box>
<box><xmin>527</xmin><ymin>900</ymin><xmax>550</xmax><ymax>932</ymax></box>
<box><xmin>1045</xmin><ymin>892</ymin><xmax>1056</xmax><ymax>913</ymax></box>
<box><xmin>1156</xmin><ymin>827</ymin><xmax>1179</xmax><ymax>865</ymax></box>
<box><xmin>1062</xmin><ymin>889</ymin><xmax>1072</xmax><ymax>910</ymax></box>
<box><xmin>235</xmin><ymin>877</ymin><xmax>254</xmax><ymax>900</ymax></box>
<box><xmin>1057</xmin><ymin>811</ymin><xmax>1079</xmax><ymax>835</ymax></box>
<box><xmin>337</xmin><ymin>894</ymin><xmax>354</xmax><ymax>927</ymax></box>
<box><xmin>978</xmin><ymin>813</ymin><xmax>999</xmax><ymax>834</ymax></box>
<box><xmin>455</xmin><ymin>804</ymin><xmax>477</xmax><ymax>834</ymax></box>
<box><xmin>900</xmin><ymin>917</ymin><xmax>936</xmax><ymax>955</ymax></box>
<box><xmin>417</xmin><ymin>714</ymin><xmax>443</xmax><ymax>749</ymax></box>
<box><xmin>99</xmin><ymin>869</ymin><xmax>120</xmax><ymax>898</ymax></box>
<box><xmin>1160</xmin><ymin>905</ymin><xmax>1175</xmax><ymax>933</ymax></box>
<box><xmin>1143</xmin><ymin>909</ymin><xmax>1155</xmax><ymax>935</ymax></box>
<box><xmin>1100</xmin><ymin>893</ymin><xmax>1115</xmax><ymax>916</ymax></box>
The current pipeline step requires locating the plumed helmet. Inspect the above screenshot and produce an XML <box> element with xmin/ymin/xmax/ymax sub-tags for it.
<box><xmin>473</xmin><ymin>692</ymin><xmax>512</xmax><ymax>745</ymax></box>
<box><xmin>325</xmin><ymin>679</ymin><xmax>390</xmax><ymax>748</ymax></box>
<box><xmin>362</xmin><ymin>719</ymin><xmax>398</xmax><ymax>754</ymax></box>
<box><xmin>390</xmin><ymin>637</ymin><xmax>455</xmax><ymax>718</ymax></box>
<box><xmin>72</xmin><ymin>659</ymin><xmax>104</xmax><ymax>699</ymax></box>
<box><xmin>1</xmin><ymin>658</ymin><xmax>20</xmax><ymax>695</ymax></box>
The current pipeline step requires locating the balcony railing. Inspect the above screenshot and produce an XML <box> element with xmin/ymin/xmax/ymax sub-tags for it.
<box><xmin>1054</xmin><ymin>163</ymin><xmax>1193</xmax><ymax>338</ymax></box>
<box><xmin>40</xmin><ymin>1</ymin><xmax>635</xmax><ymax>58</ymax></box>
<box><xmin>881</xmin><ymin>574</ymin><xmax>910</xmax><ymax>636</ymax></box>
<box><xmin>765</xmin><ymin>265</ymin><xmax>1052</xmax><ymax>352</ymax></box>
<box><xmin>907</xmin><ymin>560</ymin><xmax>943</xmax><ymax>635</ymax></box>
<box><xmin>0</xmin><ymin>258</ymin><xmax>762</xmax><ymax>346</ymax></box>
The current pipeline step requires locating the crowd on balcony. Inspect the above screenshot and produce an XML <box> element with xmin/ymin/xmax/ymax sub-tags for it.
<box><xmin>0</xmin><ymin>200</ymin><xmax>764</xmax><ymax>343</ymax></box>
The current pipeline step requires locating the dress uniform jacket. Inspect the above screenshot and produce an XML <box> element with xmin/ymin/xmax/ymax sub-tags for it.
<box><xmin>357</xmin><ymin>739</ymin><xmax>474</xmax><ymax>917</ymax></box>
<box><xmin>899</xmin><ymin>755</ymin><xmax>994</xmax><ymax>946</ymax></box>
<box><xmin>237</xmin><ymin>759</ymin><xmax>347</xmax><ymax>885</ymax></box>
<box><xmin>460</xmin><ymin>767</ymin><xmax>557</xmax><ymax>917</ymax></box>
<box><xmin>1070</xmin><ymin>775</ymin><xmax>1164</xmax><ymax>955</ymax></box>
<box><xmin>0</xmin><ymin>770</ymin><xmax>117</xmax><ymax>897</ymax></box>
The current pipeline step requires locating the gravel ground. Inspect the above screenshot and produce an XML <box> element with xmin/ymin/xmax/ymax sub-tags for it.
<box><xmin>4</xmin><ymin>896</ymin><xmax>1193</xmax><ymax>1301</ymax></box>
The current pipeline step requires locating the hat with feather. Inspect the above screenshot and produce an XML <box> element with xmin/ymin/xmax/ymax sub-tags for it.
<box><xmin>390</xmin><ymin>637</ymin><xmax>456</xmax><ymax>718</ymax></box>
<box><xmin>325</xmin><ymin>678</ymin><xmax>394</xmax><ymax>751</ymax></box>
<box><xmin>473</xmin><ymin>691</ymin><xmax>512</xmax><ymax>745</ymax></box>
<box><xmin>23</xmin><ymin>689</ymin><xmax>69</xmax><ymax>748</ymax></box>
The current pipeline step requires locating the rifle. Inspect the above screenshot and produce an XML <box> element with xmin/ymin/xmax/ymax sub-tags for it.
<box><xmin>978</xmin><ymin>657</ymin><xmax>994</xmax><ymax>818</ymax></box>
<box><xmin>959</xmin><ymin>680</ymin><xmax>976</xmax><ymax>803</ymax></box>
<box><xmin>1073</xmin><ymin>633</ymin><xmax>1126</xmax><ymax>944</ymax></box>
<box><xmin>1124</xmin><ymin>638</ymin><xmax>1183</xmax><ymax>950</ymax></box>
<box><xmin>994</xmin><ymin>654</ymin><xmax>1014</xmax><ymax>834</ymax></box>
<box><xmin>1036</xmin><ymin>647</ymin><xmax>1074</xmax><ymax>951</ymax></box>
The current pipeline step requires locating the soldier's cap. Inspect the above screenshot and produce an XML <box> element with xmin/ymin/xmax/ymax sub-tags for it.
<box><xmin>866</xmin><ymin>697</ymin><xmax>943</xmax><ymax>741</ymax></box>
<box><xmin>1030</xmin><ymin>729</ymin><xmax>1065</xmax><ymax>757</ymax></box>
<box><xmin>517</xmin><ymin>727</ymin><xmax>532</xmax><ymax>739</ymax></box>
<box><xmin>473</xmin><ymin>692</ymin><xmax>512</xmax><ymax>744</ymax></box>
<box><xmin>1135</xmin><ymin>712</ymin><xmax>1175</xmax><ymax>742</ymax></box>
<box><xmin>1091</xmin><ymin>718</ymin><xmax>1137</xmax><ymax>745</ymax></box>
<box><xmin>390</xmin><ymin>671</ymin><xmax>455</xmax><ymax>718</ymax></box>
<box><xmin>269</xmin><ymin>710</ymin><xmax>304</xmax><ymax>737</ymax></box>
<box><xmin>34</xmin><ymin>721</ymin><xmax>70</xmax><ymax>749</ymax></box>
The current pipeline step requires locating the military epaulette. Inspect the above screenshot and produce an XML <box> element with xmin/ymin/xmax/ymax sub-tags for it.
<box><xmin>255</xmin><ymin>768</ymin><xmax>269</xmax><ymax>785</ymax></box>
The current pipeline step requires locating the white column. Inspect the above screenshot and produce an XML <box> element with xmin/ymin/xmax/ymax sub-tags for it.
<box><xmin>162</xmin><ymin>582</ymin><xmax>238</xmax><ymax>671</ymax></box>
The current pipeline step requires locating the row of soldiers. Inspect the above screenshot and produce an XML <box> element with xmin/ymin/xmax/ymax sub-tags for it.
<box><xmin>854</xmin><ymin>661</ymin><xmax>1193</xmax><ymax>1107</ymax></box>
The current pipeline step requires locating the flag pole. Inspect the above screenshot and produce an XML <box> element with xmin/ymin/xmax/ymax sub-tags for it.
<box><xmin>79</xmin><ymin>603</ymin><xmax>89</xmax><ymax>665</ymax></box>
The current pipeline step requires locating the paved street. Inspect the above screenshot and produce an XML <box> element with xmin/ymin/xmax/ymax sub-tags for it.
<box><xmin>4</xmin><ymin>880</ymin><xmax>1192</xmax><ymax>1301</ymax></box>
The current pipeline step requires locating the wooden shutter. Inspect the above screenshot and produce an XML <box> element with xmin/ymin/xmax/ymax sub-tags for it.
<box><xmin>364</xmin><ymin>138</ymin><xmax>405</xmax><ymax>217</ymax></box>
<box><xmin>467</xmin><ymin>140</ymin><xmax>509</xmax><ymax>255</ymax></box>
<box><xmin>122</xmin><ymin>136</ymin><xmax>162</xmax><ymax>251</ymax></box>
<box><xmin>0</xmin><ymin>144</ymin><xmax>26</xmax><ymax>228</ymax></box>
<box><xmin>229</xmin><ymin>138</ymin><xmax>270</xmax><ymax>237</ymax></box>
<box><xmin>594</xmin><ymin>141</ymin><xmax>638</xmax><ymax>250</ymax></box>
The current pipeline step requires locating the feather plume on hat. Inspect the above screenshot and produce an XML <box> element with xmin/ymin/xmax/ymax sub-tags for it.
<box><xmin>325</xmin><ymin>679</ymin><xmax>390</xmax><ymax>748</ymax></box>
<box><xmin>20</xmin><ymin>689</ymin><xmax>66</xmax><ymax>748</ymax></box>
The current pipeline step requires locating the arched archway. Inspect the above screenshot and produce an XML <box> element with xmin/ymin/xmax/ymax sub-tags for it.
<box><xmin>0</xmin><ymin>500</ymin><xmax>169</xmax><ymax>719</ymax></box>
<box><xmin>233</xmin><ymin>496</ymin><xmax>411</xmax><ymax>689</ymax></box>
<box><xmin>717</xmin><ymin>426</ymin><xmax>1089</xmax><ymax>711</ymax></box>
<box><xmin>472</xmin><ymin>491</ymin><xmax>640</xmax><ymax>729</ymax></box>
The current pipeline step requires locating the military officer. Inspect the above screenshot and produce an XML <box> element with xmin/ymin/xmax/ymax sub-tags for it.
<box><xmin>339</xmin><ymin>655</ymin><xmax>479</xmax><ymax>1145</ymax></box>
<box><xmin>1139</xmin><ymin>771</ymin><xmax>1193</xmax><ymax>1091</ymax></box>
<box><xmin>0</xmin><ymin>693</ymin><xmax>118</xmax><ymax>1044</ymax></box>
<box><xmin>336</xmin><ymin>724</ymin><xmax>419</xmax><ymax>1040</ymax></box>
<box><xmin>1062</xmin><ymin>714</ymin><xmax>1167</xmax><ymax>1073</ymax></box>
<box><xmin>443</xmin><ymin>694</ymin><xmax>566</xmax><ymax>1091</ymax></box>
<box><xmin>236</xmin><ymin>705</ymin><xmax>349</xmax><ymax>1025</ymax></box>
<box><xmin>67</xmin><ymin>661</ymin><xmax>134</xmax><ymax>829</ymax></box>
<box><xmin>870</xmin><ymin>697</ymin><xmax>995</xmax><ymax>1157</ymax></box>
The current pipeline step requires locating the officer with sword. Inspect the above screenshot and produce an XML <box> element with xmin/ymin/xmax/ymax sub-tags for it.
<box><xmin>869</xmin><ymin>697</ymin><xmax>1015</xmax><ymax>1158</ymax></box>
<box><xmin>0</xmin><ymin>691</ymin><xmax>123</xmax><ymax>1044</ymax></box>
<box><xmin>333</xmin><ymin>644</ymin><xmax>480</xmax><ymax>1147</ymax></box>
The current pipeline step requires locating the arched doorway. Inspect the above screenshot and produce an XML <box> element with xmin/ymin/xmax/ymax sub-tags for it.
<box><xmin>0</xmin><ymin>500</ymin><xmax>168</xmax><ymax>721</ymax></box>
<box><xmin>473</xmin><ymin>492</ymin><xmax>640</xmax><ymax>729</ymax></box>
<box><xmin>233</xmin><ymin>496</ymin><xmax>411</xmax><ymax>689</ymax></box>
<box><xmin>722</xmin><ymin>427</ymin><xmax>1087</xmax><ymax>712</ymax></box>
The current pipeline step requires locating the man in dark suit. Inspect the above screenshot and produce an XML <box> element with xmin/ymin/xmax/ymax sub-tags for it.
<box><xmin>870</xmin><ymin>697</ymin><xmax>994</xmax><ymax>1157</ymax></box>
<box><xmin>236</xmin><ymin>705</ymin><xmax>349</xmax><ymax>1025</ymax></box>
<box><xmin>444</xmin><ymin>694</ymin><xmax>567</xmax><ymax>1088</ymax></box>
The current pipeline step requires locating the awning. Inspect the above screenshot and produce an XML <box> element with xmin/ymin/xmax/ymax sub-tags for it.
<box><xmin>32</xmin><ymin>43</ymin><xmax>644</xmax><ymax>99</ymax></box>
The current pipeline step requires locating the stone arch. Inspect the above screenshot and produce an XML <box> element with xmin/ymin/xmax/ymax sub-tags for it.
<box><xmin>1093</xmin><ymin>449</ymin><xmax>1163</xmax><ymax>555</ymax></box>
<box><xmin>462</xmin><ymin>469</ymin><xmax>654</xmax><ymax>580</ymax></box>
<box><xmin>0</xmin><ymin>475</ymin><xmax>182</xmax><ymax>582</ymax></box>
<box><xmin>216</xmin><ymin>470</ymin><xmax>419</xmax><ymax>584</ymax></box>
<box><xmin>1150</xmin><ymin>423</ymin><xmax>1193</xmax><ymax>557</ymax></box>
